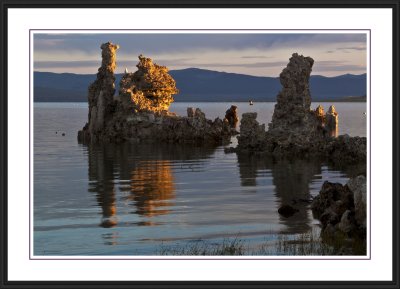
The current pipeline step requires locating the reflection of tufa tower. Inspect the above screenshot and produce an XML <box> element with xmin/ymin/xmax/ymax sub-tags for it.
<box><xmin>86</xmin><ymin>143</ymin><xmax>180</xmax><ymax>228</ymax></box>
<box><xmin>87</xmin><ymin>144</ymin><xmax>118</xmax><ymax>228</ymax></box>
<box><xmin>236</xmin><ymin>153</ymin><xmax>322</xmax><ymax>234</ymax></box>
<box><xmin>128</xmin><ymin>160</ymin><xmax>175</xmax><ymax>218</ymax></box>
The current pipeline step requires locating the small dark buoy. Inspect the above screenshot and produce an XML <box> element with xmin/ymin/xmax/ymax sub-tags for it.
<box><xmin>62</xmin><ymin>133</ymin><xmax>65</xmax><ymax>136</ymax></box>
<box><xmin>278</xmin><ymin>205</ymin><xmax>299</xmax><ymax>218</ymax></box>
<box><xmin>55</xmin><ymin>131</ymin><xmax>58</xmax><ymax>134</ymax></box>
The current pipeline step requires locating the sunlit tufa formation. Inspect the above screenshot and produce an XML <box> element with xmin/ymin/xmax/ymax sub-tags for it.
<box><xmin>315</xmin><ymin>105</ymin><xmax>325</xmax><ymax>123</ymax></box>
<box><xmin>78</xmin><ymin>42</ymin><xmax>236</xmax><ymax>144</ymax></box>
<box><xmin>119</xmin><ymin>55</ymin><xmax>179</xmax><ymax>113</ymax></box>
<box><xmin>325</xmin><ymin>105</ymin><xmax>339</xmax><ymax>132</ymax></box>
<box><xmin>224</xmin><ymin>105</ymin><xmax>239</xmax><ymax>127</ymax></box>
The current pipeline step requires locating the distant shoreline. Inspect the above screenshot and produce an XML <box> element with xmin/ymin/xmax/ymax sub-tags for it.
<box><xmin>34</xmin><ymin>70</ymin><xmax>367</xmax><ymax>103</ymax></box>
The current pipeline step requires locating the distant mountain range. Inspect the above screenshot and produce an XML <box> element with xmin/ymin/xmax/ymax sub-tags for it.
<box><xmin>33</xmin><ymin>68</ymin><xmax>367</xmax><ymax>102</ymax></box>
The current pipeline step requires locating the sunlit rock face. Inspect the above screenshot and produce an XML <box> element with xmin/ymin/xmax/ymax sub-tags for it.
<box><xmin>325</xmin><ymin>105</ymin><xmax>339</xmax><ymax>131</ymax></box>
<box><xmin>119</xmin><ymin>55</ymin><xmax>178</xmax><ymax>113</ymax></box>
<box><xmin>224</xmin><ymin>105</ymin><xmax>239</xmax><ymax>128</ymax></box>
<box><xmin>315</xmin><ymin>105</ymin><xmax>325</xmax><ymax>123</ymax></box>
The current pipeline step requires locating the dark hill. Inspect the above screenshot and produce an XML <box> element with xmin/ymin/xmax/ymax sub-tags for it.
<box><xmin>33</xmin><ymin>69</ymin><xmax>366</xmax><ymax>102</ymax></box>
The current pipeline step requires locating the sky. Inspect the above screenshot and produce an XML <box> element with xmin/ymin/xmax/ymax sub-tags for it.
<box><xmin>33</xmin><ymin>33</ymin><xmax>367</xmax><ymax>77</ymax></box>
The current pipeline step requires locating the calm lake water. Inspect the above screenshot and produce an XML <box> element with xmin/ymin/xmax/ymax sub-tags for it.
<box><xmin>33</xmin><ymin>102</ymin><xmax>366</xmax><ymax>256</ymax></box>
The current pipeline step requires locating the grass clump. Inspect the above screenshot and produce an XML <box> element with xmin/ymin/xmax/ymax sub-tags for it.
<box><xmin>158</xmin><ymin>237</ymin><xmax>245</xmax><ymax>256</ymax></box>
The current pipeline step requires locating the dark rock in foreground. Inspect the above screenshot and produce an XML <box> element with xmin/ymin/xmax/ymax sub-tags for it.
<box><xmin>311</xmin><ymin>176</ymin><xmax>366</xmax><ymax>254</ymax></box>
<box><xmin>311</xmin><ymin>181</ymin><xmax>354</xmax><ymax>222</ymax></box>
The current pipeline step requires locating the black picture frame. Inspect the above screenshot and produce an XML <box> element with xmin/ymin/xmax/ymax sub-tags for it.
<box><xmin>1</xmin><ymin>1</ymin><xmax>399</xmax><ymax>288</ymax></box>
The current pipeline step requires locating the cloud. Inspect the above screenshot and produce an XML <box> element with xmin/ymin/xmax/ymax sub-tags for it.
<box><xmin>324</xmin><ymin>46</ymin><xmax>366</xmax><ymax>54</ymax></box>
<box><xmin>34</xmin><ymin>57</ymin><xmax>198</xmax><ymax>69</ymax></box>
<box><xmin>336</xmin><ymin>46</ymin><xmax>366</xmax><ymax>51</ymax></box>
<box><xmin>188</xmin><ymin>61</ymin><xmax>287</xmax><ymax>68</ymax></box>
<box><xmin>34</xmin><ymin>60</ymin><xmax>101</xmax><ymax>69</ymax></box>
<box><xmin>241</xmin><ymin>56</ymin><xmax>272</xmax><ymax>59</ymax></box>
<box><xmin>34</xmin><ymin>58</ymin><xmax>365</xmax><ymax>75</ymax></box>
<box><xmin>34</xmin><ymin>59</ymin><xmax>287</xmax><ymax>71</ymax></box>
<box><xmin>34</xmin><ymin>33</ymin><xmax>367</xmax><ymax>56</ymax></box>
<box><xmin>313</xmin><ymin>60</ymin><xmax>366</xmax><ymax>72</ymax></box>
<box><xmin>33</xmin><ymin>33</ymin><xmax>367</xmax><ymax>76</ymax></box>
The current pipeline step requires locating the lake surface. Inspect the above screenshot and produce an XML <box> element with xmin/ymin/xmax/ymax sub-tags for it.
<box><xmin>33</xmin><ymin>102</ymin><xmax>366</xmax><ymax>256</ymax></box>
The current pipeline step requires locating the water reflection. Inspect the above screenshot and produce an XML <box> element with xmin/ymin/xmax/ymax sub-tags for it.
<box><xmin>86</xmin><ymin>143</ymin><xmax>216</xmax><ymax>229</ymax></box>
<box><xmin>269</xmin><ymin>158</ymin><xmax>322</xmax><ymax>234</ymax></box>
<box><xmin>87</xmin><ymin>144</ymin><xmax>118</xmax><ymax>228</ymax></box>
<box><xmin>86</xmin><ymin>141</ymin><xmax>350</xmax><ymax>242</ymax></box>
<box><xmin>128</xmin><ymin>160</ymin><xmax>175</xmax><ymax>217</ymax></box>
<box><xmin>237</xmin><ymin>153</ymin><xmax>323</xmax><ymax>234</ymax></box>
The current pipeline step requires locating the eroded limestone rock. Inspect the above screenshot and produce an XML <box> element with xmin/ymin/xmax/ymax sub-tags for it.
<box><xmin>338</xmin><ymin>210</ymin><xmax>356</xmax><ymax>234</ymax></box>
<box><xmin>78</xmin><ymin>43</ymin><xmax>237</xmax><ymax>144</ymax></box>
<box><xmin>237</xmin><ymin>113</ymin><xmax>266</xmax><ymax>151</ymax></box>
<box><xmin>78</xmin><ymin>42</ymin><xmax>119</xmax><ymax>142</ymax></box>
<box><xmin>119</xmin><ymin>55</ymin><xmax>179</xmax><ymax>113</ymax></box>
<box><xmin>325</xmin><ymin>105</ymin><xmax>339</xmax><ymax>135</ymax></box>
<box><xmin>311</xmin><ymin>181</ymin><xmax>354</xmax><ymax>220</ymax></box>
<box><xmin>266</xmin><ymin>54</ymin><xmax>328</xmax><ymax>149</ymax></box>
<box><xmin>235</xmin><ymin>53</ymin><xmax>365</xmax><ymax>165</ymax></box>
<box><xmin>324</xmin><ymin>134</ymin><xmax>366</xmax><ymax>164</ymax></box>
<box><xmin>224</xmin><ymin>105</ymin><xmax>239</xmax><ymax>127</ymax></box>
<box><xmin>311</xmin><ymin>175</ymin><xmax>366</xmax><ymax>242</ymax></box>
<box><xmin>270</xmin><ymin>53</ymin><xmax>314</xmax><ymax>130</ymax></box>
<box><xmin>237</xmin><ymin>54</ymin><xmax>327</xmax><ymax>154</ymax></box>
<box><xmin>187</xmin><ymin>107</ymin><xmax>195</xmax><ymax>118</ymax></box>
<box><xmin>347</xmin><ymin>175</ymin><xmax>367</xmax><ymax>229</ymax></box>
<box><xmin>315</xmin><ymin>105</ymin><xmax>325</xmax><ymax>123</ymax></box>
